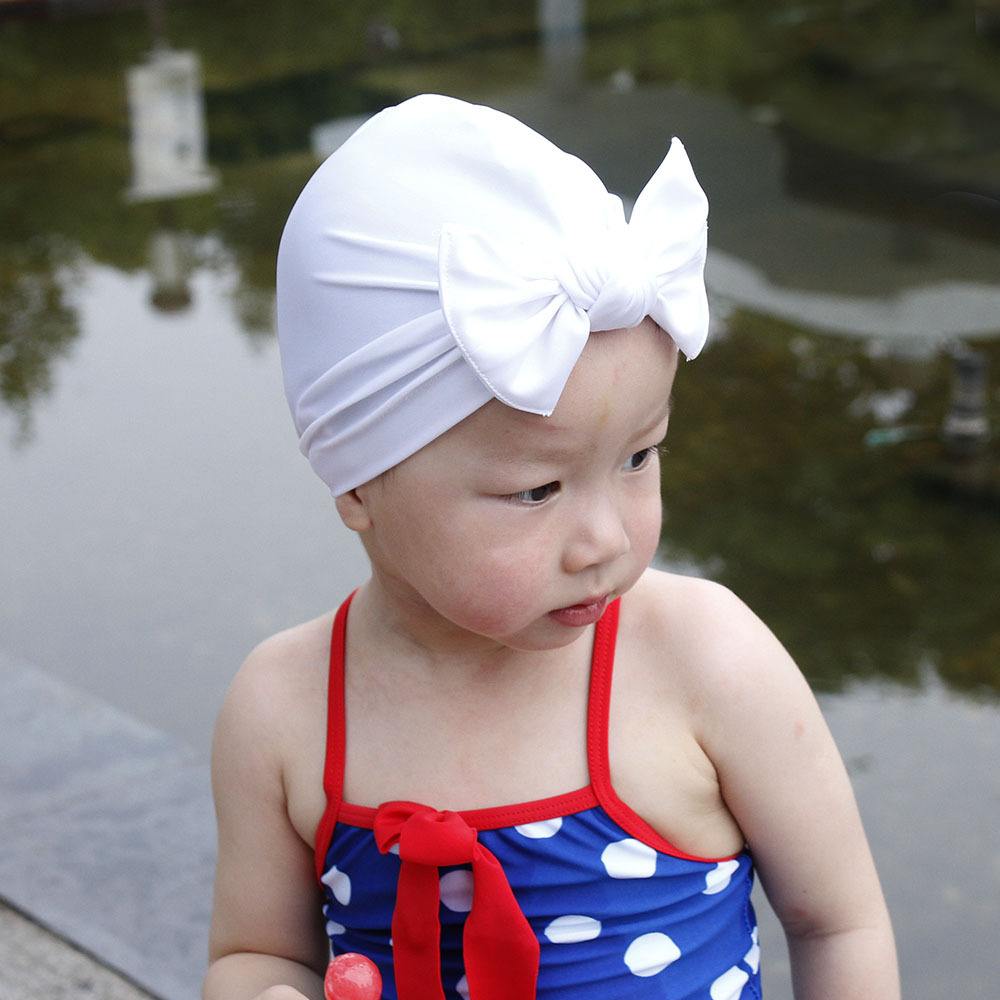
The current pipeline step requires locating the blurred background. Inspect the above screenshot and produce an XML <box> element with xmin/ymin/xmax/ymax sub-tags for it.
<box><xmin>1</xmin><ymin>1</ymin><xmax>998</xmax><ymax>997</ymax></box>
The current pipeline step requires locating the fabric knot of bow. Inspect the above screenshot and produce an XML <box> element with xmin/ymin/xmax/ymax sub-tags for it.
<box><xmin>438</xmin><ymin>136</ymin><xmax>709</xmax><ymax>415</ymax></box>
<box><xmin>374</xmin><ymin>801</ymin><xmax>539</xmax><ymax>1000</ymax></box>
<box><xmin>560</xmin><ymin>231</ymin><xmax>662</xmax><ymax>334</ymax></box>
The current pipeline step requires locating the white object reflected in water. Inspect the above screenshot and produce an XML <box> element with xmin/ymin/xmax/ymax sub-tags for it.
<box><xmin>125</xmin><ymin>48</ymin><xmax>218</xmax><ymax>203</ymax></box>
<box><xmin>707</xmin><ymin>248</ymin><xmax>1000</xmax><ymax>354</ymax></box>
<box><xmin>539</xmin><ymin>0</ymin><xmax>586</xmax><ymax>92</ymax></box>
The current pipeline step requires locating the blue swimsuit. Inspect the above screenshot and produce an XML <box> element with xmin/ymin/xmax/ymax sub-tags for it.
<box><xmin>315</xmin><ymin>595</ymin><xmax>760</xmax><ymax>1000</ymax></box>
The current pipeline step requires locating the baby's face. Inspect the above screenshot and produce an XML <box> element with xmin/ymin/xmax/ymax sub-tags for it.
<box><xmin>352</xmin><ymin>318</ymin><xmax>678</xmax><ymax>652</ymax></box>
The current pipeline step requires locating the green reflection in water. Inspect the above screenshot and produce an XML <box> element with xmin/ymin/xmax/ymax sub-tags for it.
<box><xmin>662</xmin><ymin>311</ymin><xmax>1000</xmax><ymax>698</ymax></box>
<box><xmin>0</xmin><ymin>236</ymin><xmax>80</xmax><ymax>443</ymax></box>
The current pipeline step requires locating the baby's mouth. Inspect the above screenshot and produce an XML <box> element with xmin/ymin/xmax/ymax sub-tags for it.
<box><xmin>547</xmin><ymin>595</ymin><xmax>609</xmax><ymax>628</ymax></box>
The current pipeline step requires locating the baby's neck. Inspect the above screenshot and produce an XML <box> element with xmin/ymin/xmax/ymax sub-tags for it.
<box><xmin>348</xmin><ymin>578</ymin><xmax>589</xmax><ymax>681</ymax></box>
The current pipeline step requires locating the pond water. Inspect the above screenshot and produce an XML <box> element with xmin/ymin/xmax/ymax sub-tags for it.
<box><xmin>2</xmin><ymin>2</ymin><xmax>999</xmax><ymax>998</ymax></box>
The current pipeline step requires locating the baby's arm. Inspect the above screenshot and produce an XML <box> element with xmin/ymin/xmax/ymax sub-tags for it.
<box><xmin>203</xmin><ymin>642</ymin><xmax>329</xmax><ymax>1000</ymax></box>
<box><xmin>687</xmin><ymin>583</ymin><xmax>899</xmax><ymax>1000</ymax></box>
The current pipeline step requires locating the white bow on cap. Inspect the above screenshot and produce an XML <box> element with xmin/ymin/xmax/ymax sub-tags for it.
<box><xmin>438</xmin><ymin>137</ymin><xmax>709</xmax><ymax>416</ymax></box>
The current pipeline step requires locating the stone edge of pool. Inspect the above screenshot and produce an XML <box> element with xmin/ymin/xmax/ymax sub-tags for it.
<box><xmin>0</xmin><ymin>650</ymin><xmax>214</xmax><ymax>1000</ymax></box>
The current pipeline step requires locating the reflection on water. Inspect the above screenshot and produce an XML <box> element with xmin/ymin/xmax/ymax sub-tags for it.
<box><xmin>124</xmin><ymin>47</ymin><xmax>216</xmax><ymax>204</ymax></box>
<box><xmin>1</xmin><ymin>3</ymin><xmax>998</xmax><ymax>998</ymax></box>
<box><xmin>660</xmin><ymin>312</ymin><xmax>1000</xmax><ymax>698</ymax></box>
<box><xmin>124</xmin><ymin>42</ymin><xmax>217</xmax><ymax>312</ymax></box>
<box><xmin>0</xmin><ymin>235</ymin><xmax>80</xmax><ymax>442</ymax></box>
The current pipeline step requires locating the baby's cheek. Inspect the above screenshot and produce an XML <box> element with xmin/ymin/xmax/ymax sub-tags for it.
<box><xmin>452</xmin><ymin>555</ymin><xmax>544</xmax><ymax>627</ymax></box>
<box><xmin>632</xmin><ymin>493</ymin><xmax>663</xmax><ymax>555</ymax></box>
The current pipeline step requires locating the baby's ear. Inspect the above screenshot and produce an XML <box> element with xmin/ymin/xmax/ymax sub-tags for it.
<box><xmin>334</xmin><ymin>490</ymin><xmax>373</xmax><ymax>532</ymax></box>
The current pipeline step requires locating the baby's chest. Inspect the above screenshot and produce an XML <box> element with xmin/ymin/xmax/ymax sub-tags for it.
<box><xmin>343</xmin><ymin>676</ymin><xmax>593</xmax><ymax>812</ymax></box>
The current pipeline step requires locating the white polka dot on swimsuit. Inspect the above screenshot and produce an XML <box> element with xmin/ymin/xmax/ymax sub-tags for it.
<box><xmin>316</xmin><ymin>595</ymin><xmax>760</xmax><ymax>1000</ymax></box>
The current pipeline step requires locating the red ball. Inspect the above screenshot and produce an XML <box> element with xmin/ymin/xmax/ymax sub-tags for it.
<box><xmin>324</xmin><ymin>953</ymin><xmax>383</xmax><ymax>1000</ymax></box>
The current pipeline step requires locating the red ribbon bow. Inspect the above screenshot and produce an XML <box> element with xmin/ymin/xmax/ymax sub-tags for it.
<box><xmin>374</xmin><ymin>802</ymin><xmax>539</xmax><ymax>1000</ymax></box>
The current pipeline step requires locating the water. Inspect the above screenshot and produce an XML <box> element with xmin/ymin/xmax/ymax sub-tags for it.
<box><xmin>2</xmin><ymin>2</ymin><xmax>999</xmax><ymax>997</ymax></box>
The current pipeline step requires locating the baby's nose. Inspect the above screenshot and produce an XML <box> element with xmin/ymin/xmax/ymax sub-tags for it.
<box><xmin>562</xmin><ymin>495</ymin><xmax>630</xmax><ymax>574</ymax></box>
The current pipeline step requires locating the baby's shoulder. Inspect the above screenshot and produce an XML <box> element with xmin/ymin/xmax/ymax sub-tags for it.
<box><xmin>624</xmin><ymin>568</ymin><xmax>791</xmax><ymax>689</ymax></box>
<box><xmin>233</xmin><ymin>612</ymin><xmax>333</xmax><ymax>698</ymax></box>
<box><xmin>214</xmin><ymin>612</ymin><xmax>334</xmax><ymax>763</ymax></box>
<box><xmin>630</xmin><ymin>566</ymin><xmax>738</xmax><ymax>611</ymax></box>
<box><xmin>628</xmin><ymin>567</ymin><xmax>759</xmax><ymax>639</ymax></box>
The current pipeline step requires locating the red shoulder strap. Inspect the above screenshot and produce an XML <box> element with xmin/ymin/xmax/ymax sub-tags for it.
<box><xmin>587</xmin><ymin>595</ymin><xmax>722</xmax><ymax>860</ymax></box>
<box><xmin>313</xmin><ymin>591</ymin><xmax>355</xmax><ymax>881</ymax></box>
<box><xmin>586</xmin><ymin>596</ymin><xmax>620</xmax><ymax>802</ymax></box>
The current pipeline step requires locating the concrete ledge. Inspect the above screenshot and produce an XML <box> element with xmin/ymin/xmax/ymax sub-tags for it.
<box><xmin>0</xmin><ymin>651</ymin><xmax>215</xmax><ymax>1000</ymax></box>
<box><xmin>0</xmin><ymin>901</ymin><xmax>156</xmax><ymax>1000</ymax></box>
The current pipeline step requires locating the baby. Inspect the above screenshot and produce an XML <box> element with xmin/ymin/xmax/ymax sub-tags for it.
<box><xmin>203</xmin><ymin>95</ymin><xmax>898</xmax><ymax>1000</ymax></box>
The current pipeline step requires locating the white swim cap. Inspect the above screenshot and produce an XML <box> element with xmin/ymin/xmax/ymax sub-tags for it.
<box><xmin>276</xmin><ymin>94</ymin><xmax>709</xmax><ymax>496</ymax></box>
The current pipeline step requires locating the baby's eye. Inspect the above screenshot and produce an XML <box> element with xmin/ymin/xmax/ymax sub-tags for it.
<box><xmin>507</xmin><ymin>482</ymin><xmax>560</xmax><ymax>505</ymax></box>
<box><xmin>625</xmin><ymin>446</ymin><xmax>659</xmax><ymax>471</ymax></box>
